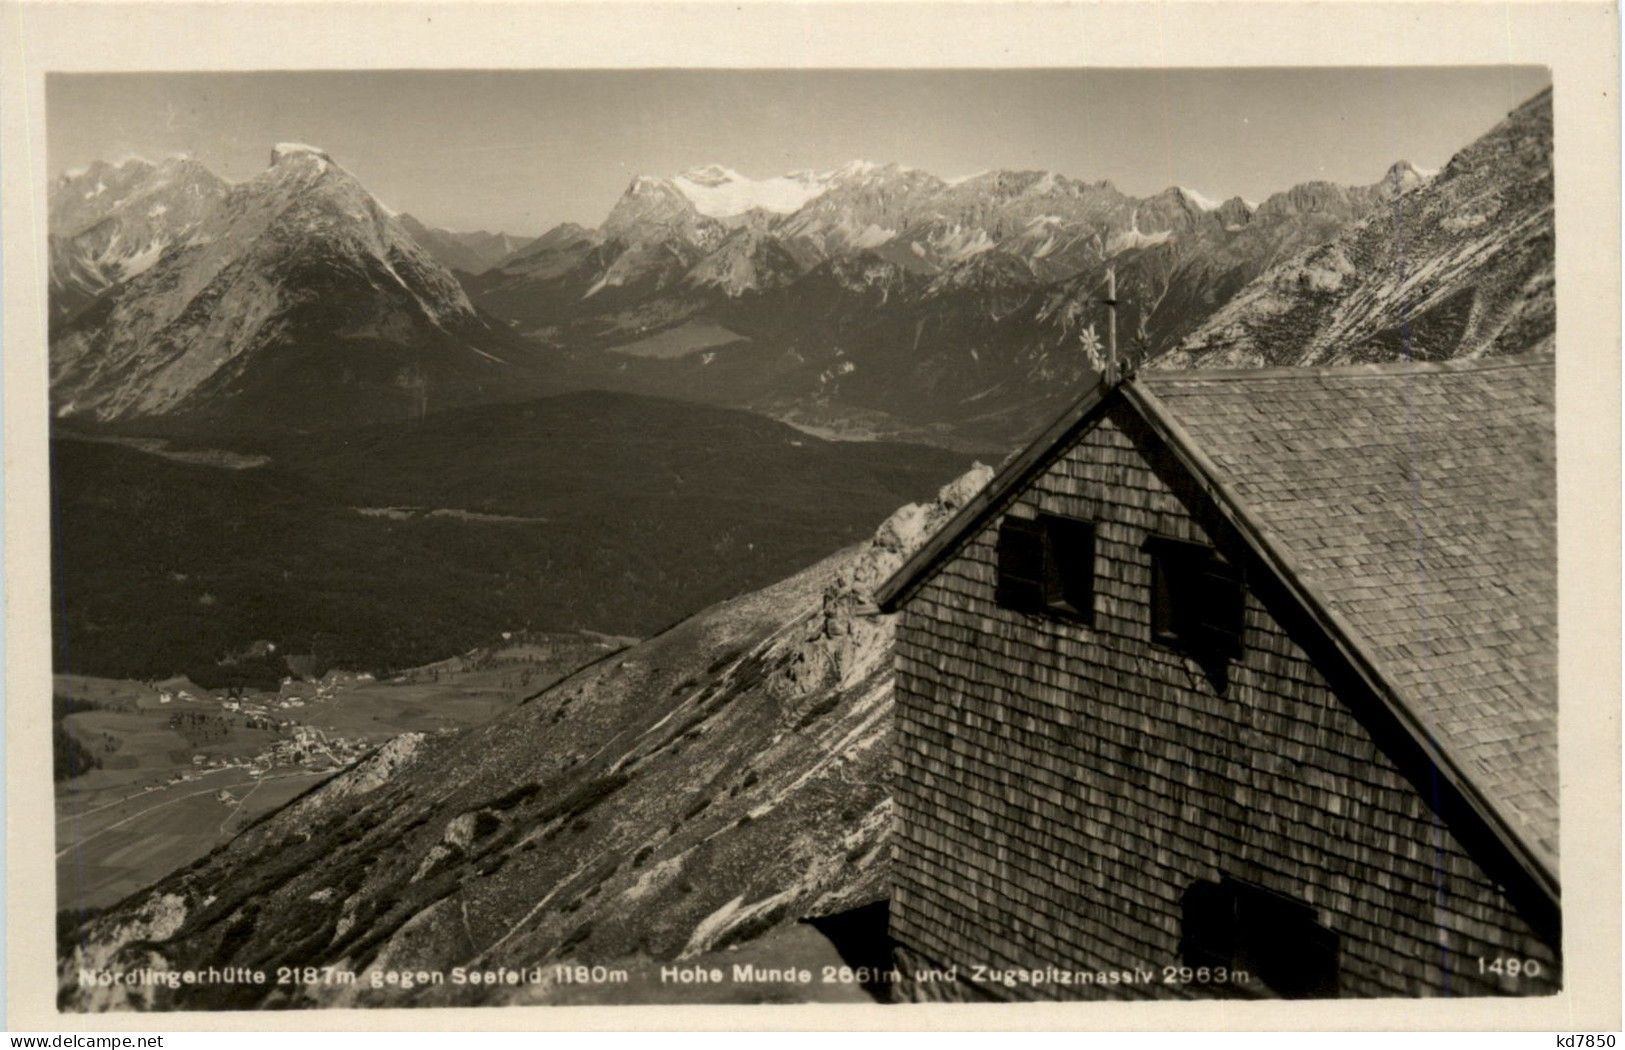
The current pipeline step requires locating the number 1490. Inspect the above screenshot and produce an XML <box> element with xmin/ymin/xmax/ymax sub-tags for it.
<box><xmin>1478</xmin><ymin>956</ymin><xmax>1543</xmax><ymax>978</ymax></box>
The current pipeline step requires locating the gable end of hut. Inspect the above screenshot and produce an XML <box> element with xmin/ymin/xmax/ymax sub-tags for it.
<box><xmin>887</xmin><ymin>388</ymin><xmax>1559</xmax><ymax>1001</ymax></box>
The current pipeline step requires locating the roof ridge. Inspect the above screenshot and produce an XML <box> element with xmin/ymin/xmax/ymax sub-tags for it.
<box><xmin>1141</xmin><ymin>353</ymin><xmax>1553</xmax><ymax>384</ymax></box>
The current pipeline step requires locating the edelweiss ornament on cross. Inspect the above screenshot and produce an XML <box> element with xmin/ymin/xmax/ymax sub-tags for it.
<box><xmin>1078</xmin><ymin>323</ymin><xmax>1107</xmax><ymax>372</ymax></box>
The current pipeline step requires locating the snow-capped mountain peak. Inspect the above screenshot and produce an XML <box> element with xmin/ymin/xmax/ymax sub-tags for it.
<box><xmin>668</xmin><ymin>165</ymin><xmax>833</xmax><ymax>219</ymax></box>
<box><xmin>254</xmin><ymin>144</ymin><xmax>413</xmax><ymax>229</ymax></box>
<box><xmin>270</xmin><ymin>142</ymin><xmax>334</xmax><ymax>169</ymax></box>
<box><xmin>1176</xmin><ymin>186</ymin><xmax>1223</xmax><ymax>211</ymax></box>
<box><xmin>649</xmin><ymin>160</ymin><xmax>912</xmax><ymax>221</ymax></box>
<box><xmin>828</xmin><ymin>159</ymin><xmax>903</xmax><ymax>181</ymax></box>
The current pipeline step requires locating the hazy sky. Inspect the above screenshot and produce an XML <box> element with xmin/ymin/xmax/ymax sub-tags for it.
<box><xmin>49</xmin><ymin>67</ymin><xmax>1551</xmax><ymax>235</ymax></box>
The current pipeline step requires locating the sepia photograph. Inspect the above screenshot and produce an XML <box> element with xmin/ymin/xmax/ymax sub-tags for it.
<box><xmin>3</xmin><ymin>0</ymin><xmax>1618</xmax><ymax>1032</ymax></box>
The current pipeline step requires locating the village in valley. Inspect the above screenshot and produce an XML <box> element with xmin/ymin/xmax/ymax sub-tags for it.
<box><xmin>53</xmin><ymin>631</ymin><xmax>629</xmax><ymax>912</ymax></box>
<box><xmin>159</xmin><ymin>671</ymin><xmax>381</xmax><ymax>785</ymax></box>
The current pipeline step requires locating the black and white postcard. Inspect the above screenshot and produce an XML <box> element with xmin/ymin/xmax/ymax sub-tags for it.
<box><xmin>2</xmin><ymin>0</ymin><xmax>1618</xmax><ymax>1032</ymax></box>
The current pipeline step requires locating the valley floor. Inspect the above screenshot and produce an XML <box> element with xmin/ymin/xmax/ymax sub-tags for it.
<box><xmin>54</xmin><ymin>632</ymin><xmax>628</xmax><ymax>913</ymax></box>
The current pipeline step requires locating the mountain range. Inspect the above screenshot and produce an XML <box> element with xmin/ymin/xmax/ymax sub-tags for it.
<box><xmin>461</xmin><ymin>157</ymin><xmax>1432</xmax><ymax>444</ymax></box>
<box><xmin>50</xmin><ymin>155</ymin><xmax>230</xmax><ymax>321</ymax></box>
<box><xmin>46</xmin><ymin>89</ymin><xmax>1552</xmax><ymax>446</ymax></box>
<box><xmin>396</xmin><ymin>215</ymin><xmax>536</xmax><ymax>276</ymax></box>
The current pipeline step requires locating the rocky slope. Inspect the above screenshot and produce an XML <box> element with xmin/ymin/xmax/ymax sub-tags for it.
<box><xmin>48</xmin><ymin>145</ymin><xmax>561</xmax><ymax>428</ymax></box>
<box><xmin>59</xmin><ymin>464</ymin><xmax>993</xmax><ymax>1011</ymax></box>
<box><xmin>1159</xmin><ymin>90</ymin><xmax>1552</xmax><ymax>367</ymax></box>
<box><xmin>49</xmin><ymin>156</ymin><xmax>230</xmax><ymax>322</ymax></box>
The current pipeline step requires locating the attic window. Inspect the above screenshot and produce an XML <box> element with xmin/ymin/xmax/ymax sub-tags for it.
<box><xmin>1181</xmin><ymin>878</ymin><xmax>1340</xmax><ymax>998</ymax></box>
<box><xmin>995</xmin><ymin>512</ymin><xmax>1095</xmax><ymax>625</ymax></box>
<box><xmin>1146</xmin><ymin>536</ymin><xmax>1244</xmax><ymax>660</ymax></box>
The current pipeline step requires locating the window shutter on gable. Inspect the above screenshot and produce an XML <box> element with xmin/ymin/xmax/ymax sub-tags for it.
<box><xmin>1288</xmin><ymin>917</ymin><xmax>1342</xmax><ymax>999</ymax></box>
<box><xmin>1179</xmin><ymin>880</ymin><xmax>1239</xmax><ymax>970</ymax></box>
<box><xmin>1047</xmin><ymin>516</ymin><xmax>1096</xmax><ymax>620</ymax></box>
<box><xmin>1232</xmin><ymin>880</ymin><xmax>1340</xmax><ymax>998</ymax></box>
<box><xmin>1150</xmin><ymin>549</ymin><xmax>1180</xmax><ymax>643</ymax></box>
<box><xmin>1193</xmin><ymin>556</ymin><xmax>1244</xmax><ymax>658</ymax></box>
<box><xmin>1184</xmin><ymin>877</ymin><xmax>1341</xmax><ymax>998</ymax></box>
<box><xmin>1147</xmin><ymin>537</ymin><xmax>1245</xmax><ymax>660</ymax></box>
<box><xmin>996</xmin><ymin>516</ymin><xmax>1046</xmax><ymax>612</ymax></box>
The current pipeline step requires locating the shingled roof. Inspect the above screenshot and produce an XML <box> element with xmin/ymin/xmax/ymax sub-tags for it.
<box><xmin>877</xmin><ymin>353</ymin><xmax>1557</xmax><ymax>900</ymax></box>
<box><xmin>1137</xmin><ymin>356</ymin><xmax>1557</xmax><ymax>870</ymax></box>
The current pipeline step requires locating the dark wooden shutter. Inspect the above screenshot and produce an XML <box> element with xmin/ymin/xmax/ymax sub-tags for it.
<box><xmin>1150</xmin><ymin>548</ymin><xmax>1179</xmax><ymax>644</ymax></box>
<box><xmin>1046</xmin><ymin>516</ymin><xmax>1096</xmax><ymax>623</ymax></box>
<box><xmin>1149</xmin><ymin>539</ymin><xmax>1201</xmax><ymax>644</ymax></box>
<box><xmin>1287</xmin><ymin>918</ymin><xmax>1342</xmax><ymax>999</ymax></box>
<box><xmin>1193</xmin><ymin>556</ymin><xmax>1244</xmax><ymax>658</ymax></box>
<box><xmin>995</xmin><ymin>516</ymin><xmax>1046</xmax><ymax>612</ymax></box>
<box><xmin>1146</xmin><ymin>538</ymin><xmax>1243</xmax><ymax>658</ymax></box>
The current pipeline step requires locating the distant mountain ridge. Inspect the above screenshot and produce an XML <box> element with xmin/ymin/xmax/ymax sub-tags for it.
<box><xmin>461</xmin><ymin>149</ymin><xmax>1443</xmax><ymax>445</ymax></box>
<box><xmin>48</xmin><ymin>88</ymin><xmax>1552</xmax><ymax>445</ymax></box>
<box><xmin>397</xmin><ymin>214</ymin><xmax>536</xmax><ymax>275</ymax></box>
<box><xmin>484</xmin><ymin>156</ymin><xmax>1424</xmax><ymax>301</ymax></box>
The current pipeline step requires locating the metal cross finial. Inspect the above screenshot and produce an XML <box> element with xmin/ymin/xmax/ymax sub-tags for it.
<box><xmin>1099</xmin><ymin>267</ymin><xmax>1119</xmax><ymax>386</ymax></box>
